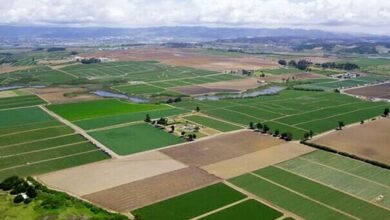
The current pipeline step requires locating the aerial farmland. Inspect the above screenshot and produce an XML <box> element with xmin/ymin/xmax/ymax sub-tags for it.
<box><xmin>1</xmin><ymin>7</ymin><xmax>390</xmax><ymax>219</ymax></box>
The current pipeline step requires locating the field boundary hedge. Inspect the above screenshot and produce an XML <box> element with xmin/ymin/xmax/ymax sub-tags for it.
<box><xmin>301</xmin><ymin>141</ymin><xmax>390</xmax><ymax>170</ymax></box>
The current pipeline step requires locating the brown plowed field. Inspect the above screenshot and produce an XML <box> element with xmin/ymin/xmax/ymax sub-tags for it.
<box><xmin>82</xmin><ymin>48</ymin><xmax>278</xmax><ymax>71</ymax></box>
<box><xmin>311</xmin><ymin>118</ymin><xmax>390</xmax><ymax>164</ymax></box>
<box><xmin>160</xmin><ymin>130</ymin><xmax>284</xmax><ymax>167</ymax></box>
<box><xmin>82</xmin><ymin>167</ymin><xmax>219</xmax><ymax>212</ymax></box>
<box><xmin>345</xmin><ymin>83</ymin><xmax>390</xmax><ymax>99</ymax></box>
<box><xmin>202</xmin><ymin>142</ymin><xmax>314</xmax><ymax>179</ymax></box>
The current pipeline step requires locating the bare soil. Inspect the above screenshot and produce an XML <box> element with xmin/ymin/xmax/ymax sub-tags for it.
<box><xmin>160</xmin><ymin>130</ymin><xmax>284</xmax><ymax>167</ymax></box>
<box><xmin>0</xmin><ymin>90</ymin><xmax>18</xmax><ymax>98</ymax></box>
<box><xmin>82</xmin><ymin>167</ymin><xmax>219</xmax><ymax>212</ymax></box>
<box><xmin>25</xmin><ymin>87</ymin><xmax>100</xmax><ymax>104</ymax></box>
<box><xmin>37</xmin><ymin>151</ymin><xmax>187</xmax><ymax>196</ymax></box>
<box><xmin>345</xmin><ymin>83</ymin><xmax>390</xmax><ymax>99</ymax></box>
<box><xmin>82</xmin><ymin>48</ymin><xmax>279</xmax><ymax>71</ymax></box>
<box><xmin>0</xmin><ymin>66</ymin><xmax>32</xmax><ymax>74</ymax></box>
<box><xmin>202</xmin><ymin>142</ymin><xmax>314</xmax><ymax>179</ymax></box>
<box><xmin>311</xmin><ymin>118</ymin><xmax>390</xmax><ymax>164</ymax></box>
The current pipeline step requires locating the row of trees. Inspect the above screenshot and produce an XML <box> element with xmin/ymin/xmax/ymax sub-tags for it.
<box><xmin>278</xmin><ymin>59</ymin><xmax>311</xmax><ymax>70</ymax></box>
<box><xmin>249</xmin><ymin>122</ymin><xmax>293</xmax><ymax>141</ymax></box>
<box><xmin>80</xmin><ymin>58</ymin><xmax>101</xmax><ymax>64</ymax></box>
<box><xmin>315</xmin><ymin>62</ymin><xmax>359</xmax><ymax>70</ymax></box>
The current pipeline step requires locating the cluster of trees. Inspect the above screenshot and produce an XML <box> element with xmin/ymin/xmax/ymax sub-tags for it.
<box><xmin>145</xmin><ymin>114</ymin><xmax>168</xmax><ymax>126</ymax></box>
<box><xmin>278</xmin><ymin>59</ymin><xmax>311</xmax><ymax>70</ymax></box>
<box><xmin>315</xmin><ymin>62</ymin><xmax>359</xmax><ymax>70</ymax></box>
<box><xmin>0</xmin><ymin>176</ymin><xmax>37</xmax><ymax>204</ymax></box>
<box><xmin>80</xmin><ymin>58</ymin><xmax>101</xmax><ymax>64</ymax></box>
<box><xmin>249</xmin><ymin>122</ymin><xmax>293</xmax><ymax>141</ymax></box>
<box><xmin>166</xmin><ymin>97</ymin><xmax>182</xmax><ymax>104</ymax></box>
<box><xmin>46</xmin><ymin>47</ymin><xmax>66</xmax><ymax>52</ymax></box>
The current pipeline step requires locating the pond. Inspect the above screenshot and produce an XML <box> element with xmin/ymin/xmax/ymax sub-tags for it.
<box><xmin>195</xmin><ymin>86</ymin><xmax>284</xmax><ymax>101</ymax></box>
<box><xmin>93</xmin><ymin>90</ymin><xmax>150</xmax><ymax>103</ymax></box>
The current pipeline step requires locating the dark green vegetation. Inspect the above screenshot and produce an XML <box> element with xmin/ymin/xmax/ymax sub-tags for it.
<box><xmin>90</xmin><ymin>123</ymin><xmax>183</xmax><ymax>155</ymax></box>
<box><xmin>132</xmin><ymin>183</ymin><xmax>246</xmax><ymax>220</ymax></box>
<box><xmin>184</xmin><ymin>115</ymin><xmax>242</xmax><ymax>132</ymax></box>
<box><xmin>0</xmin><ymin>176</ymin><xmax>127</xmax><ymax>220</ymax></box>
<box><xmin>0</xmin><ymin>106</ymin><xmax>109</xmax><ymax>181</ymax></box>
<box><xmin>200</xmin><ymin>199</ymin><xmax>283</xmax><ymax>220</ymax></box>
<box><xmin>48</xmin><ymin>99</ymin><xmax>171</xmax><ymax>121</ymax></box>
<box><xmin>174</xmin><ymin>90</ymin><xmax>389</xmax><ymax>139</ymax></box>
<box><xmin>0</xmin><ymin>95</ymin><xmax>46</xmax><ymax>110</ymax></box>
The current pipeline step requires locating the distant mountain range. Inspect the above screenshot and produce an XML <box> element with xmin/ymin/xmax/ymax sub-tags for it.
<box><xmin>0</xmin><ymin>25</ymin><xmax>388</xmax><ymax>43</ymax></box>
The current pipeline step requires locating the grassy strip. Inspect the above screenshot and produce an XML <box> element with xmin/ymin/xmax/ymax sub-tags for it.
<box><xmin>132</xmin><ymin>183</ymin><xmax>246</xmax><ymax>220</ymax></box>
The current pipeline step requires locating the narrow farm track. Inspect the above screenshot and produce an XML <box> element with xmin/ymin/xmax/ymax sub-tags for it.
<box><xmin>190</xmin><ymin>198</ymin><xmax>249</xmax><ymax>220</ymax></box>
<box><xmin>39</xmin><ymin>105</ymin><xmax>120</xmax><ymax>159</ymax></box>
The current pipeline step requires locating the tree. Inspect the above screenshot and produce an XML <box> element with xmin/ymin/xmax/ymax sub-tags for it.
<box><xmin>144</xmin><ymin>114</ymin><xmax>151</xmax><ymax>123</ymax></box>
<box><xmin>285</xmin><ymin>133</ymin><xmax>293</xmax><ymax>141</ymax></box>
<box><xmin>309</xmin><ymin>130</ymin><xmax>314</xmax><ymax>139</ymax></box>
<box><xmin>384</xmin><ymin>108</ymin><xmax>389</xmax><ymax>117</ymax></box>
<box><xmin>296</xmin><ymin>59</ymin><xmax>310</xmax><ymax>70</ymax></box>
<box><xmin>360</xmin><ymin>120</ymin><xmax>364</xmax><ymax>124</ymax></box>
<box><xmin>13</xmin><ymin>194</ymin><xmax>24</xmax><ymax>204</ymax></box>
<box><xmin>157</xmin><ymin>117</ymin><xmax>168</xmax><ymax>125</ymax></box>
<box><xmin>170</xmin><ymin>125</ymin><xmax>175</xmax><ymax>133</ymax></box>
<box><xmin>263</xmin><ymin>124</ymin><xmax>270</xmax><ymax>133</ymax></box>
<box><xmin>181</xmin><ymin>131</ymin><xmax>186</xmax><ymax>136</ymax></box>
<box><xmin>278</xmin><ymin>60</ymin><xmax>287</xmax><ymax>66</ymax></box>
<box><xmin>256</xmin><ymin>123</ymin><xmax>263</xmax><ymax>131</ymax></box>
<box><xmin>338</xmin><ymin>121</ymin><xmax>345</xmax><ymax>130</ymax></box>
<box><xmin>0</xmin><ymin>176</ymin><xmax>23</xmax><ymax>191</ymax></box>
<box><xmin>288</xmin><ymin>60</ymin><xmax>297</xmax><ymax>67</ymax></box>
<box><xmin>274</xmin><ymin>129</ymin><xmax>280</xmax><ymax>137</ymax></box>
<box><xmin>26</xmin><ymin>186</ymin><xmax>37</xmax><ymax>198</ymax></box>
<box><xmin>303</xmin><ymin>132</ymin><xmax>310</xmax><ymax>140</ymax></box>
<box><xmin>196</xmin><ymin>106</ymin><xmax>200</xmax><ymax>112</ymax></box>
<box><xmin>249</xmin><ymin>122</ymin><xmax>255</xmax><ymax>130</ymax></box>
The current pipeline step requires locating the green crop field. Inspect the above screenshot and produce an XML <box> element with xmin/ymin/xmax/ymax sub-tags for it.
<box><xmin>0</xmin><ymin>107</ymin><xmax>109</xmax><ymax>180</ymax></box>
<box><xmin>294</xmin><ymin>75</ymin><xmax>389</xmax><ymax>90</ymax></box>
<box><xmin>229</xmin><ymin>174</ymin><xmax>352</xmax><ymax>220</ymax></box>
<box><xmin>277</xmin><ymin>151</ymin><xmax>390</xmax><ymax>208</ymax></box>
<box><xmin>89</xmin><ymin>123</ymin><xmax>183</xmax><ymax>155</ymax></box>
<box><xmin>0</xmin><ymin>95</ymin><xmax>46</xmax><ymax>110</ymax></box>
<box><xmin>173</xmin><ymin>90</ymin><xmax>389</xmax><ymax>139</ymax></box>
<box><xmin>184</xmin><ymin>115</ymin><xmax>242</xmax><ymax>131</ymax></box>
<box><xmin>132</xmin><ymin>183</ymin><xmax>246</xmax><ymax>220</ymax></box>
<box><xmin>48</xmin><ymin>99</ymin><xmax>170</xmax><ymax>121</ymax></box>
<box><xmin>76</xmin><ymin>108</ymin><xmax>188</xmax><ymax>130</ymax></box>
<box><xmin>254</xmin><ymin>166</ymin><xmax>389</xmax><ymax>220</ymax></box>
<box><xmin>200</xmin><ymin>199</ymin><xmax>283</xmax><ymax>220</ymax></box>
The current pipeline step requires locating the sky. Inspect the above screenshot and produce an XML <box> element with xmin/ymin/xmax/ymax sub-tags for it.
<box><xmin>0</xmin><ymin>0</ymin><xmax>389</xmax><ymax>35</ymax></box>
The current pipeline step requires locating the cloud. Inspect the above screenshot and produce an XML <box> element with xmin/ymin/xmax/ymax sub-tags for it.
<box><xmin>0</xmin><ymin>0</ymin><xmax>389</xmax><ymax>34</ymax></box>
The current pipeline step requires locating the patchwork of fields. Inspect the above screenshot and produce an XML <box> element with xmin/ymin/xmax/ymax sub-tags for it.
<box><xmin>48</xmin><ymin>99</ymin><xmax>188</xmax><ymax>155</ymax></box>
<box><xmin>294</xmin><ymin>75</ymin><xmax>389</xmax><ymax>91</ymax></box>
<box><xmin>0</xmin><ymin>95</ymin><xmax>109</xmax><ymax>180</ymax></box>
<box><xmin>228</xmin><ymin>150</ymin><xmax>390</xmax><ymax>220</ymax></box>
<box><xmin>174</xmin><ymin>90</ymin><xmax>390</xmax><ymax>139</ymax></box>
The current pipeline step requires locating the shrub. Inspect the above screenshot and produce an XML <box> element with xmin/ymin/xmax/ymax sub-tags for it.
<box><xmin>13</xmin><ymin>194</ymin><xmax>24</xmax><ymax>203</ymax></box>
<box><xmin>0</xmin><ymin>176</ymin><xmax>23</xmax><ymax>191</ymax></box>
<box><xmin>23</xmin><ymin>198</ymin><xmax>32</xmax><ymax>204</ymax></box>
<box><xmin>26</xmin><ymin>186</ymin><xmax>37</xmax><ymax>198</ymax></box>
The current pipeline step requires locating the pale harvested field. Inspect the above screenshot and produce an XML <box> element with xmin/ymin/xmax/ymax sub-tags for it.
<box><xmin>202</xmin><ymin>142</ymin><xmax>314</xmax><ymax>179</ymax></box>
<box><xmin>38</xmin><ymin>151</ymin><xmax>186</xmax><ymax>196</ymax></box>
<box><xmin>345</xmin><ymin>83</ymin><xmax>390</xmax><ymax>99</ymax></box>
<box><xmin>173</xmin><ymin>85</ymin><xmax>239</xmax><ymax>95</ymax></box>
<box><xmin>0</xmin><ymin>90</ymin><xmax>18</xmax><ymax>98</ymax></box>
<box><xmin>26</xmin><ymin>87</ymin><xmax>100</xmax><ymax>103</ymax></box>
<box><xmin>83</xmin><ymin>48</ymin><xmax>278</xmax><ymax>71</ymax></box>
<box><xmin>161</xmin><ymin>130</ymin><xmax>284</xmax><ymax>167</ymax></box>
<box><xmin>0</xmin><ymin>65</ymin><xmax>32</xmax><ymax>74</ymax></box>
<box><xmin>82</xmin><ymin>167</ymin><xmax>219</xmax><ymax>212</ymax></box>
<box><xmin>311</xmin><ymin>118</ymin><xmax>390</xmax><ymax>164</ymax></box>
<box><xmin>173</xmin><ymin>77</ymin><xmax>265</xmax><ymax>95</ymax></box>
